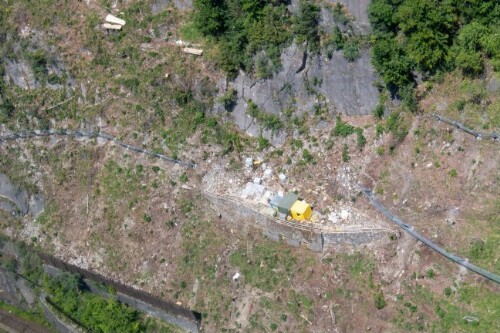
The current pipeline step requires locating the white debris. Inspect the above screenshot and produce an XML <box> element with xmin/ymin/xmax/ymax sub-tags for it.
<box><xmin>278</xmin><ymin>173</ymin><xmax>287</xmax><ymax>183</ymax></box>
<box><xmin>264</xmin><ymin>168</ymin><xmax>272</xmax><ymax>177</ymax></box>
<box><xmin>426</xmin><ymin>162</ymin><xmax>433</xmax><ymax>168</ymax></box>
<box><xmin>253</xmin><ymin>178</ymin><xmax>262</xmax><ymax>185</ymax></box>
<box><xmin>340</xmin><ymin>210</ymin><xmax>349</xmax><ymax>220</ymax></box>
<box><xmin>260</xmin><ymin>191</ymin><xmax>273</xmax><ymax>205</ymax></box>
<box><xmin>232</xmin><ymin>272</ymin><xmax>241</xmax><ymax>281</ymax></box>
<box><xmin>102</xmin><ymin>23</ymin><xmax>122</xmax><ymax>30</ymax></box>
<box><xmin>105</xmin><ymin>14</ymin><xmax>125</xmax><ymax>26</ymax></box>
<box><xmin>245</xmin><ymin>157</ymin><xmax>253</xmax><ymax>168</ymax></box>
<box><xmin>241</xmin><ymin>182</ymin><xmax>266</xmax><ymax>200</ymax></box>
<box><xmin>182</xmin><ymin>48</ymin><xmax>203</xmax><ymax>56</ymax></box>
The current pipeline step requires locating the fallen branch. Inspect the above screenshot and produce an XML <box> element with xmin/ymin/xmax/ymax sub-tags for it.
<box><xmin>329</xmin><ymin>304</ymin><xmax>336</xmax><ymax>325</ymax></box>
<box><xmin>300</xmin><ymin>314</ymin><xmax>312</xmax><ymax>325</ymax></box>
<box><xmin>43</xmin><ymin>96</ymin><xmax>75</xmax><ymax>113</ymax></box>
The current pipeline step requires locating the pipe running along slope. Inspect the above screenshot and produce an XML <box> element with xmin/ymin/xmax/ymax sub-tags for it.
<box><xmin>360</xmin><ymin>186</ymin><xmax>500</xmax><ymax>284</ymax></box>
<box><xmin>0</xmin><ymin>129</ymin><xmax>196</xmax><ymax>168</ymax></box>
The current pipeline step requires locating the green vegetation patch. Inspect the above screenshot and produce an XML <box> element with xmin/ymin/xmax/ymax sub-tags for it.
<box><xmin>332</xmin><ymin>117</ymin><xmax>356</xmax><ymax>137</ymax></box>
<box><xmin>192</xmin><ymin>0</ymin><xmax>293</xmax><ymax>78</ymax></box>
<box><xmin>464</xmin><ymin>200</ymin><xmax>500</xmax><ymax>274</ymax></box>
<box><xmin>369</xmin><ymin>0</ymin><xmax>500</xmax><ymax>108</ymax></box>
<box><xmin>44</xmin><ymin>273</ymin><xmax>142</xmax><ymax>333</ymax></box>
<box><xmin>393</xmin><ymin>283</ymin><xmax>500</xmax><ymax>332</ymax></box>
<box><xmin>246</xmin><ymin>100</ymin><xmax>283</xmax><ymax>132</ymax></box>
<box><xmin>230</xmin><ymin>241</ymin><xmax>298</xmax><ymax>292</ymax></box>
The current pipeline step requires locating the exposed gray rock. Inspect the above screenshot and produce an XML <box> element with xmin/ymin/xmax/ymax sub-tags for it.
<box><xmin>228</xmin><ymin>44</ymin><xmax>379</xmax><ymax>144</ymax></box>
<box><xmin>487</xmin><ymin>77</ymin><xmax>499</xmax><ymax>92</ymax></box>
<box><xmin>225</xmin><ymin>0</ymin><xmax>378</xmax><ymax>144</ymax></box>
<box><xmin>0</xmin><ymin>173</ymin><xmax>44</xmax><ymax>218</ymax></box>
<box><xmin>152</xmin><ymin>0</ymin><xmax>192</xmax><ymax>13</ymax></box>
<box><xmin>0</xmin><ymin>198</ymin><xmax>18</xmax><ymax>215</ymax></box>
<box><xmin>336</xmin><ymin>0</ymin><xmax>371</xmax><ymax>30</ymax></box>
<box><xmin>4</xmin><ymin>59</ymin><xmax>39</xmax><ymax>90</ymax></box>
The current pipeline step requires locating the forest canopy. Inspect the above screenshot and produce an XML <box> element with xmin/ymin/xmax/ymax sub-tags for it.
<box><xmin>368</xmin><ymin>0</ymin><xmax>500</xmax><ymax>103</ymax></box>
<box><xmin>192</xmin><ymin>0</ymin><xmax>325</xmax><ymax>78</ymax></box>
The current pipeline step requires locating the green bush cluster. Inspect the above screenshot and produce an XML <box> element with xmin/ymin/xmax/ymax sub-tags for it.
<box><xmin>374</xmin><ymin>291</ymin><xmax>387</xmax><ymax>309</ymax></box>
<box><xmin>368</xmin><ymin>0</ymin><xmax>500</xmax><ymax>106</ymax></box>
<box><xmin>332</xmin><ymin>117</ymin><xmax>355</xmax><ymax>137</ymax></box>
<box><xmin>218</xmin><ymin>88</ymin><xmax>237</xmax><ymax>111</ymax></box>
<box><xmin>44</xmin><ymin>273</ymin><xmax>142</xmax><ymax>333</ymax></box>
<box><xmin>356</xmin><ymin>128</ymin><xmax>367</xmax><ymax>150</ymax></box>
<box><xmin>330</xmin><ymin>3</ymin><xmax>350</xmax><ymax>25</ymax></box>
<box><xmin>385</xmin><ymin>111</ymin><xmax>409</xmax><ymax>141</ymax></box>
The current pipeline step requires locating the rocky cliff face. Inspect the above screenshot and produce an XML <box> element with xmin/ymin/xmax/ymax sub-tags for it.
<box><xmin>222</xmin><ymin>0</ymin><xmax>379</xmax><ymax>144</ymax></box>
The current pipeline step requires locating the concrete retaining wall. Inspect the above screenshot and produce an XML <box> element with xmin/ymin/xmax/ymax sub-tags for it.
<box><xmin>117</xmin><ymin>292</ymin><xmax>199</xmax><ymax>333</ymax></box>
<box><xmin>204</xmin><ymin>192</ymin><xmax>390</xmax><ymax>251</ymax></box>
<box><xmin>41</xmin><ymin>261</ymin><xmax>200</xmax><ymax>333</ymax></box>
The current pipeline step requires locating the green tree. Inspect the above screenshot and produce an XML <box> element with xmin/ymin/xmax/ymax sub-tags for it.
<box><xmin>193</xmin><ymin>0</ymin><xmax>227</xmax><ymax>36</ymax></box>
<box><xmin>293</xmin><ymin>0</ymin><xmax>321</xmax><ymax>52</ymax></box>
<box><xmin>368</xmin><ymin>0</ymin><xmax>397</xmax><ymax>34</ymax></box>
<box><xmin>393</xmin><ymin>0</ymin><xmax>457</xmax><ymax>73</ymax></box>
<box><xmin>479</xmin><ymin>26</ymin><xmax>500</xmax><ymax>58</ymax></box>
<box><xmin>457</xmin><ymin>22</ymin><xmax>489</xmax><ymax>52</ymax></box>
<box><xmin>455</xmin><ymin>50</ymin><xmax>483</xmax><ymax>76</ymax></box>
<box><xmin>372</xmin><ymin>36</ymin><xmax>414</xmax><ymax>93</ymax></box>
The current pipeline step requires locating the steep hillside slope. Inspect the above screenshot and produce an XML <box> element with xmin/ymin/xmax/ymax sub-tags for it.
<box><xmin>0</xmin><ymin>0</ymin><xmax>499</xmax><ymax>332</ymax></box>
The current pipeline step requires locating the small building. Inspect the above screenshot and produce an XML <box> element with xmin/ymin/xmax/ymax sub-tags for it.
<box><xmin>270</xmin><ymin>193</ymin><xmax>297</xmax><ymax>215</ymax></box>
<box><xmin>270</xmin><ymin>193</ymin><xmax>312</xmax><ymax>222</ymax></box>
